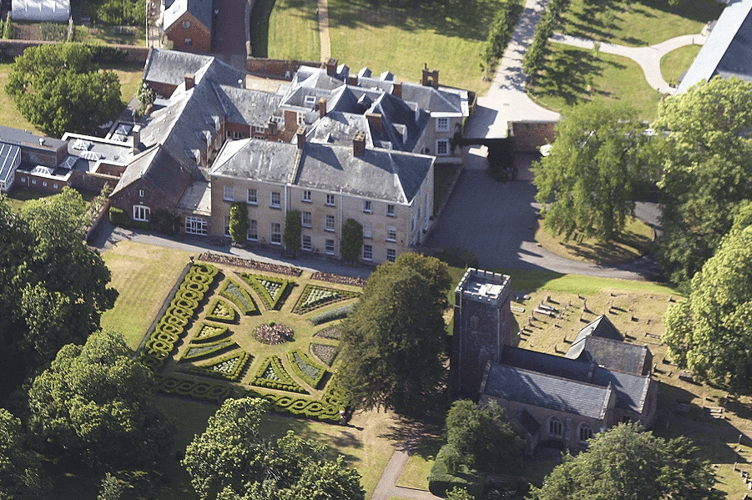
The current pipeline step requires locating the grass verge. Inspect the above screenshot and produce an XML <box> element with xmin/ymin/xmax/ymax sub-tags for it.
<box><xmin>529</xmin><ymin>44</ymin><xmax>662</xmax><ymax>120</ymax></box>
<box><xmin>660</xmin><ymin>43</ymin><xmax>701</xmax><ymax>87</ymax></box>
<box><xmin>251</xmin><ymin>0</ymin><xmax>320</xmax><ymax>60</ymax></box>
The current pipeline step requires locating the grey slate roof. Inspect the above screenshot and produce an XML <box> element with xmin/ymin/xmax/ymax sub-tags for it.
<box><xmin>678</xmin><ymin>0</ymin><xmax>752</xmax><ymax>93</ymax></box>
<box><xmin>164</xmin><ymin>0</ymin><xmax>212</xmax><ymax>31</ymax></box>
<box><xmin>481</xmin><ymin>362</ymin><xmax>612</xmax><ymax>420</ymax></box>
<box><xmin>0</xmin><ymin>125</ymin><xmax>66</xmax><ymax>151</ymax></box>
<box><xmin>143</xmin><ymin>49</ymin><xmax>214</xmax><ymax>91</ymax></box>
<box><xmin>214</xmin><ymin>85</ymin><xmax>282</xmax><ymax>128</ymax></box>
<box><xmin>400</xmin><ymin>81</ymin><xmax>465</xmax><ymax>115</ymax></box>
<box><xmin>569</xmin><ymin>336</ymin><xmax>651</xmax><ymax>376</ymax></box>
<box><xmin>210</xmin><ymin>138</ymin><xmax>299</xmax><ymax>184</ymax></box>
<box><xmin>308</xmin><ymin>112</ymin><xmax>372</xmax><ymax>147</ymax></box>
<box><xmin>111</xmin><ymin>145</ymin><xmax>193</xmax><ymax>205</ymax></box>
<box><xmin>294</xmin><ymin>143</ymin><xmax>433</xmax><ymax>204</ymax></box>
<box><xmin>567</xmin><ymin>315</ymin><xmax>623</xmax><ymax>359</ymax></box>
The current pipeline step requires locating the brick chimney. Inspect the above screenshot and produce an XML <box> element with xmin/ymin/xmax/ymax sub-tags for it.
<box><xmin>421</xmin><ymin>65</ymin><xmax>439</xmax><ymax>88</ymax></box>
<box><xmin>296</xmin><ymin>125</ymin><xmax>306</xmax><ymax>149</ymax></box>
<box><xmin>347</xmin><ymin>75</ymin><xmax>358</xmax><ymax>86</ymax></box>
<box><xmin>353</xmin><ymin>131</ymin><xmax>366</xmax><ymax>157</ymax></box>
<box><xmin>284</xmin><ymin>110</ymin><xmax>298</xmax><ymax>132</ymax></box>
<box><xmin>392</xmin><ymin>81</ymin><xmax>402</xmax><ymax>99</ymax></box>
<box><xmin>268</xmin><ymin>118</ymin><xmax>277</xmax><ymax>136</ymax></box>
<box><xmin>422</xmin><ymin>64</ymin><xmax>429</xmax><ymax>86</ymax></box>
<box><xmin>325</xmin><ymin>58</ymin><xmax>338</xmax><ymax>77</ymax></box>
<box><xmin>318</xmin><ymin>97</ymin><xmax>327</xmax><ymax>119</ymax></box>
<box><xmin>431</xmin><ymin>69</ymin><xmax>439</xmax><ymax>88</ymax></box>
<box><xmin>366</xmin><ymin>113</ymin><xmax>382</xmax><ymax>134</ymax></box>
<box><xmin>185</xmin><ymin>73</ymin><xmax>195</xmax><ymax>90</ymax></box>
<box><xmin>131</xmin><ymin>125</ymin><xmax>140</xmax><ymax>154</ymax></box>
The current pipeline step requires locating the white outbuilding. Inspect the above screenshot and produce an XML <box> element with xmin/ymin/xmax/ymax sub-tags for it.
<box><xmin>11</xmin><ymin>0</ymin><xmax>70</xmax><ymax>22</ymax></box>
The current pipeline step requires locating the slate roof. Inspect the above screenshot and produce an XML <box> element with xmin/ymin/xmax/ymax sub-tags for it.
<box><xmin>481</xmin><ymin>362</ymin><xmax>613</xmax><ymax>420</ymax></box>
<box><xmin>214</xmin><ymin>85</ymin><xmax>282</xmax><ymax>128</ymax></box>
<box><xmin>143</xmin><ymin>49</ymin><xmax>214</xmax><ymax>91</ymax></box>
<box><xmin>308</xmin><ymin>112</ymin><xmax>372</xmax><ymax>147</ymax></box>
<box><xmin>677</xmin><ymin>0</ymin><xmax>752</xmax><ymax>93</ymax></box>
<box><xmin>0</xmin><ymin>125</ymin><xmax>66</xmax><ymax>152</ymax></box>
<box><xmin>111</xmin><ymin>145</ymin><xmax>193</xmax><ymax>205</ymax></box>
<box><xmin>210</xmin><ymin>138</ymin><xmax>299</xmax><ymax>184</ymax></box>
<box><xmin>294</xmin><ymin>143</ymin><xmax>434</xmax><ymax>204</ymax></box>
<box><xmin>164</xmin><ymin>0</ymin><xmax>212</xmax><ymax>31</ymax></box>
<box><xmin>400</xmin><ymin>81</ymin><xmax>466</xmax><ymax>115</ymax></box>
<box><xmin>569</xmin><ymin>336</ymin><xmax>651</xmax><ymax>376</ymax></box>
<box><xmin>567</xmin><ymin>315</ymin><xmax>623</xmax><ymax>359</ymax></box>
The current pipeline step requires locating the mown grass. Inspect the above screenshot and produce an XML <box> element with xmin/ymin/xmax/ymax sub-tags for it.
<box><xmin>561</xmin><ymin>0</ymin><xmax>723</xmax><ymax>47</ymax></box>
<box><xmin>529</xmin><ymin>44</ymin><xmax>662</xmax><ymax>120</ymax></box>
<box><xmin>251</xmin><ymin>0</ymin><xmax>320</xmax><ymax>60</ymax></box>
<box><xmin>660</xmin><ymin>43</ymin><xmax>701</xmax><ymax>87</ymax></box>
<box><xmin>103</xmin><ymin>62</ymin><xmax>147</xmax><ymax>102</ymax></box>
<box><xmin>0</xmin><ymin>63</ymin><xmax>41</xmax><ymax>133</ymax></box>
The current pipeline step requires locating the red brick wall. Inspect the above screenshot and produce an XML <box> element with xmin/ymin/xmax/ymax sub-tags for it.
<box><xmin>508</xmin><ymin>121</ymin><xmax>557</xmax><ymax>153</ymax></box>
<box><xmin>246</xmin><ymin>57</ymin><xmax>321</xmax><ymax>78</ymax></box>
<box><xmin>165</xmin><ymin>14</ymin><xmax>211</xmax><ymax>53</ymax></box>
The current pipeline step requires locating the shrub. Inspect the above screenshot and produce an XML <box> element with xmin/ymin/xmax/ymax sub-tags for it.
<box><xmin>434</xmin><ymin>247</ymin><xmax>479</xmax><ymax>269</ymax></box>
<box><xmin>3</xmin><ymin>13</ymin><xmax>13</xmax><ymax>39</ymax></box>
<box><xmin>86</xmin><ymin>43</ymin><xmax>128</xmax><ymax>63</ymax></box>
<box><xmin>181</xmin><ymin>339</ymin><xmax>237</xmax><ymax>361</ymax></box>
<box><xmin>255</xmin><ymin>380</ymin><xmax>349</xmax><ymax>423</ymax></box>
<box><xmin>287</xmin><ymin>350</ymin><xmax>327</xmax><ymax>389</ymax></box>
<box><xmin>292</xmin><ymin>284</ymin><xmax>361</xmax><ymax>315</ymax></box>
<box><xmin>205</xmin><ymin>299</ymin><xmax>237</xmax><ymax>323</ymax></box>
<box><xmin>309</xmin><ymin>303</ymin><xmax>355</xmax><ymax>325</ymax></box>
<box><xmin>183</xmin><ymin>351</ymin><xmax>252</xmax><ymax>382</ymax></box>
<box><xmin>220</xmin><ymin>280</ymin><xmax>257</xmax><ymax>315</ymax></box>
<box><xmin>253</xmin><ymin>323</ymin><xmax>294</xmax><ymax>344</ymax></box>
<box><xmin>428</xmin><ymin>445</ymin><xmax>484</xmax><ymax>498</ymax></box>
<box><xmin>240</xmin><ymin>273</ymin><xmax>294</xmax><ymax>310</ymax></box>
<box><xmin>155</xmin><ymin>375</ymin><xmax>232</xmax><ymax>401</ymax></box>
<box><xmin>109</xmin><ymin>206</ymin><xmax>150</xmax><ymax>231</ymax></box>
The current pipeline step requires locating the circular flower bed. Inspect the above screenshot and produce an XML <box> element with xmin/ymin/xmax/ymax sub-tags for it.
<box><xmin>253</xmin><ymin>323</ymin><xmax>294</xmax><ymax>344</ymax></box>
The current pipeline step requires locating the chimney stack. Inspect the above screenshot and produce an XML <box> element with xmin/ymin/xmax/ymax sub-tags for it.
<box><xmin>366</xmin><ymin>113</ymin><xmax>383</xmax><ymax>134</ymax></box>
<box><xmin>131</xmin><ymin>125</ymin><xmax>141</xmax><ymax>154</ymax></box>
<box><xmin>392</xmin><ymin>81</ymin><xmax>402</xmax><ymax>99</ymax></box>
<box><xmin>421</xmin><ymin>65</ymin><xmax>439</xmax><ymax>88</ymax></box>
<box><xmin>353</xmin><ymin>131</ymin><xmax>366</xmax><ymax>157</ymax></box>
<box><xmin>318</xmin><ymin>97</ymin><xmax>327</xmax><ymax>119</ymax></box>
<box><xmin>325</xmin><ymin>58</ymin><xmax>338</xmax><ymax>77</ymax></box>
<box><xmin>185</xmin><ymin>73</ymin><xmax>195</xmax><ymax>90</ymax></box>
<box><xmin>347</xmin><ymin>75</ymin><xmax>358</xmax><ymax>86</ymax></box>
<box><xmin>268</xmin><ymin>118</ymin><xmax>277</xmax><ymax>136</ymax></box>
<box><xmin>431</xmin><ymin>69</ymin><xmax>439</xmax><ymax>88</ymax></box>
<box><xmin>284</xmin><ymin>110</ymin><xmax>298</xmax><ymax>132</ymax></box>
<box><xmin>296</xmin><ymin>125</ymin><xmax>306</xmax><ymax>149</ymax></box>
<box><xmin>422</xmin><ymin>63</ymin><xmax>429</xmax><ymax>86</ymax></box>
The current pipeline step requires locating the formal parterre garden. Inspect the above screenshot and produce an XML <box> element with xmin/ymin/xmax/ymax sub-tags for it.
<box><xmin>136</xmin><ymin>253</ymin><xmax>365</xmax><ymax>424</ymax></box>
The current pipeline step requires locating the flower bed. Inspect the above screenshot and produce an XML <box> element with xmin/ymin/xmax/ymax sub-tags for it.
<box><xmin>314</xmin><ymin>326</ymin><xmax>341</xmax><ymax>340</ymax></box>
<box><xmin>311</xmin><ymin>272</ymin><xmax>367</xmax><ymax>288</ymax></box>
<box><xmin>309</xmin><ymin>303</ymin><xmax>355</xmax><ymax>325</ymax></box>
<box><xmin>181</xmin><ymin>338</ymin><xmax>237</xmax><ymax>361</ymax></box>
<box><xmin>292</xmin><ymin>284</ymin><xmax>360</xmax><ymax>315</ymax></box>
<box><xmin>251</xmin><ymin>356</ymin><xmax>307</xmax><ymax>394</ymax></box>
<box><xmin>287</xmin><ymin>349</ymin><xmax>327</xmax><ymax>389</ymax></box>
<box><xmin>183</xmin><ymin>351</ymin><xmax>252</xmax><ymax>382</ymax></box>
<box><xmin>240</xmin><ymin>273</ymin><xmax>294</xmax><ymax>310</ymax></box>
<box><xmin>155</xmin><ymin>374</ymin><xmax>232</xmax><ymax>401</ymax></box>
<box><xmin>193</xmin><ymin>323</ymin><xmax>230</xmax><ymax>343</ymax></box>
<box><xmin>311</xmin><ymin>343</ymin><xmax>338</xmax><ymax>367</ymax></box>
<box><xmin>253</xmin><ymin>323</ymin><xmax>294</xmax><ymax>344</ymax></box>
<box><xmin>220</xmin><ymin>280</ymin><xmax>258</xmax><ymax>315</ymax></box>
<box><xmin>199</xmin><ymin>252</ymin><xmax>302</xmax><ymax>276</ymax></box>
<box><xmin>205</xmin><ymin>298</ymin><xmax>237</xmax><ymax>323</ymax></box>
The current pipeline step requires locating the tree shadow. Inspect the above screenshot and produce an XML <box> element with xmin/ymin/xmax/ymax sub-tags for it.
<box><xmin>378</xmin><ymin>415</ymin><xmax>443</xmax><ymax>455</ymax></box>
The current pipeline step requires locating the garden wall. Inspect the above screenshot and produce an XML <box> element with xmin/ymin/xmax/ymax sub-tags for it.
<box><xmin>0</xmin><ymin>40</ymin><xmax>149</xmax><ymax>63</ymax></box>
<box><xmin>508</xmin><ymin>120</ymin><xmax>557</xmax><ymax>153</ymax></box>
<box><xmin>246</xmin><ymin>57</ymin><xmax>322</xmax><ymax>78</ymax></box>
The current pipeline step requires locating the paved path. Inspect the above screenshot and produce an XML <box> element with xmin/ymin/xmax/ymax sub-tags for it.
<box><xmin>318</xmin><ymin>0</ymin><xmax>331</xmax><ymax>62</ymax></box>
<box><xmin>550</xmin><ymin>32</ymin><xmax>708</xmax><ymax>95</ymax></box>
<box><xmin>371</xmin><ymin>450</ymin><xmax>441</xmax><ymax>500</ymax></box>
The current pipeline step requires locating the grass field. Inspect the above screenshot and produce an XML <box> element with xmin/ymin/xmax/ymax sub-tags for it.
<box><xmin>529</xmin><ymin>44</ymin><xmax>662</xmax><ymax>120</ymax></box>
<box><xmin>561</xmin><ymin>0</ymin><xmax>723</xmax><ymax>47</ymax></box>
<box><xmin>251</xmin><ymin>0</ymin><xmax>321</xmax><ymax>60</ymax></box>
<box><xmin>660</xmin><ymin>43</ymin><xmax>702</xmax><ymax>87</ymax></box>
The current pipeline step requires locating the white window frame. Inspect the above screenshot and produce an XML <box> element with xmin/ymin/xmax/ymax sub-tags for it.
<box><xmin>325</xmin><ymin>239</ymin><xmax>335</xmax><ymax>255</ymax></box>
<box><xmin>301</xmin><ymin>234</ymin><xmax>312</xmax><ymax>251</ymax></box>
<box><xmin>386</xmin><ymin>204</ymin><xmax>395</xmax><ymax>217</ymax></box>
<box><xmin>436</xmin><ymin>139</ymin><xmax>449</xmax><ymax>156</ymax></box>
<box><xmin>325</xmin><ymin>215</ymin><xmax>335</xmax><ymax>232</ymax></box>
<box><xmin>253</xmin><ymin>125</ymin><xmax>266</xmax><ymax>134</ymax></box>
<box><xmin>53</xmin><ymin>183</ymin><xmax>59</xmax><ymax>189</ymax></box>
<box><xmin>301</xmin><ymin>211</ymin><xmax>312</xmax><ymax>228</ymax></box>
<box><xmin>386</xmin><ymin>225</ymin><xmax>396</xmax><ymax>242</ymax></box>
<box><xmin>271</xmin><ymin>222</ymin><xmax>281</xmax><ymax>245</ymax></box>
<box><xmin>363</xmin><ymin>244</ymin><xmax>373</xmax><ymax>261</ymax></box>
<box><xmin>436</xmin><ymin>117</ymin><xmax>449</xmax><ymax>132</ymax></box>
<box><xmin>386</xmin><ymin>248</ymin><xmax>396</xmax><ymax>262</ymax></box>
<box><xmin>326</xmin><ymin>194</ymin><xmax>335</xmax><ymax>206</ymax></box>
<box><xmin>185</xmin><ymin>216</ymin><xmax>207</xmax><ymax>235</ymax></box>
<box><xmin>271</xmin><ymin>192</ymin><xmax>281</xmax><ymax>209</ymax></box>
<box><xmin>133</xmin><ymin>205</ymin><xmax>150</xmax><ymax>222</ymax></box>
<box><xmin>247</xmin><ymin>219</ymin><xmax>258</xmax><ymax>241</ymax></box>
<box><xmin>223</xmin><ymin>185</ymin><xmax>234</xmax><ymax>202</ymax></box>
<box><xmin>184</xmin><ymin>38</ymin><xmax>192</xmax><ymax>46</ymax></box>
<box><xmin>302</xmin><ymin>190</ymin><xmax>312</xmax><ymax>202</ymax></box>
<box><xmin>42</xmin><ymin>181</ymin><xmax>47</xmax><ymax>187</ymax></box>
<box><xmin>363</xmin><ymin>200</ymin><xmax>372</xmax><ymax>213</ymax></box>
<box><xmin>138</xmin><ymin>188</ymin><xmax>145</xmax><ymax>197</ymax></box>
<box><xmin>247</xmin><ymin>188</ymin><xmax>257</xmax><ymax>205</ymax></box>
<box><xmin>363</xmin><ymin>221</ymin><xmax>372</xmax><ymax>239</ymax></box>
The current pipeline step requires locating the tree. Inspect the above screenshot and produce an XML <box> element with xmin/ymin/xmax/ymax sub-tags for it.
<box><xmin>0</xmin><ymin>409</ymin><xmax>49</xmax><ymax>500</ymax></box>
<box><xmin>446</xmin><ymin>487</ymin><xmax>474</xmax><ymax>500</ymax></box>
<box><xmin>337</xmin><ymin>253</ymin><xmax>450</xmax><ymax>416</ymax></box>
<box><xmin>283</xmin><ymin>209</ymin><xmax>302</xmax><ymax>254</ymax></box>
<box><xmin>0</xmin><ymin>189</ymin><xmax>118</xmax><ymax>397</ymax></box>
<box><xmin>5</xmin><ymin>43</ymin><xmax>122</xmax><ymax>136</ymax></box>
<box><xmin>533</xmin><ymin>100</ymin><xmax>647</xmax><ymax>240</ymax></box>
<box><xmin>528</xmin><ymin>423</ymin><xmax>719</xmax><ymax>500</ymax></box>
<box><xmin>340</xmin><ymin>219</ymin><xmax>363</xmax><ymax>262</ymax></box>
<box><xmin>651</xmin><ymin>76</ymin><xmax>752</xmax><ymax>285</ymax></box>
<box><xmin>229</xmin><ymin>202</ymin><xmax>249</xmax><ymax>244</ymax></box>
<box><xmin>444</xmin><ymin>400</ymin><xmax>524</xmax><ymax>472</ymax></box>
<box><xmin>183</xmin><ymin>397</ymin><xmax>364</xmax><ymax>500</ymax></box>
<box><xmin>663</xmin><ymin>207</ymin><xmax>752</xmax><ymax>393</ymax></box>
<box><xmin>97</xmin><ymin>473</ymin><xmax>123</xmax><ymax>500</ymax></box>
<box><xmin>26</xmin><ymin>330</ymin><xmax>175</xmax><ymax>470</ymax></box>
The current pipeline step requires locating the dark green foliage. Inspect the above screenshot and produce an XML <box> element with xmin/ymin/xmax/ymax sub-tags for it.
<box><xmin>252</xmin><ymin>379</ymin><xmax>349</xmax><ymax>423</ymax></box>
<box><xmin>427</xmin><ymin>445</ymin><xmax>484</xmax><ymax>498</ymax></box>
<box><xmin>251</xmin><ymin>356</ymin><xmax>307</xmax><ymax>394</ymax></box>
<box><xmin>95</xmin><ymin>0</ymin><xmax>146</xmax><ymax>26</ymax></box>
<box><xmin>5</xmin><ymin>44</ymin><xmax>123</xmax><ymax>136</ymax></box>
<box><xmin>181</xmin><ymin>339</ymin><xmax>238</xmax><ymax>361</ymax></box>
<box><xmin>182</xmin><ymin>398</ymin><xmax>364</xmax><ymax>500</ymax></box>
<box><xmin>340</xmin><ymin>219</ymin><xmax>363</xmax><ymax>262</ymax></box>
<box><xmin>434</xmin><ymin>247</ymin><xmax>479</xmax><ymax>269</ymax></box>
<box><xmin>3</xmin><ymin>13</ymin><xmax>13</xmax><ymax>39</ymax></box>
<box><xmin>86</xmin><ymin>44</ymin><xmax>129</xmax><ymax>63</ymax></box>
<box><xmin>229</xmin><ymin>202</ymin><xmax>250</xmax><ymax>245</ymax></box>
<box><xmin>220</xmin><ymin>280</ymin><xmax>258</xmax><ymax>315</ymax></box>
<box><xmin>108</xmin><ymin>206</ymin><xmax>149</xmax><ymax>230</ymax></box>
<box><xmin>150</xmin><ymin>209</ymin><xmax>180</xmax><ymax>235</ymax></box>
<box><xmin>522</xmin><ymin>0</ymin><xmax>570</xmax><ymax>81</ymax></box>
<box><xmin>308</xmin><ymin>303</ymin><xmax>355</xmax><ymax>325</ymax></box>
<box><xmin>529</xmin><ymin>423</ymin><xmax>720</xmax><ymax>499</ymax></box>
<box><xmin>481</xmin><ymin>0</ymin><xmax>523</xmax><ymax>75</ymax></box>
<box><xmin>40</xmin><ymin>23</ymin><xmax>67</xmax><ymax>41</ymax></box>
<box><xmin>338</xmin><ymin>253</ymin><xmax>450</xmax><ymax>416</ymax></box>
<box><xmin>0</xmin><ymin>409</ymin><xmax>49</xmax><ymax>500</ymax></box>
<box><xmin>533</xmin><ymin>100</ymin><xmax>647</xmax><ymax>240</ymax></box>
<box><xmin>284</xmin><ymin>209</ymin><xmax>302</xmax><ymax>252</ymax></box>
<box><xmin>155</xmin><ymin>375</ymin><xmax>232</xmax><ymax>401</ymax></box>
<box><xmin>26</xmin><ymin>330</ymin><xmax>176</xmax><ymax>470</ymax></box>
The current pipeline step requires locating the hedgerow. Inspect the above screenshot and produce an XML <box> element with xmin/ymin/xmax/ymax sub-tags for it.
<box><xmin>252</xmin><ymin>379</ymin><xmax>350</xmax><ymax>423</ymax></box>
<box><xmin>287</xmin><ymin>349</ymin><xmax>327</xmax><ymax>389</ymax></box>
<box><xmin>183</xmin><ymin>351</ymin><xmax>252</xmax><ymax>382</ymax></box>
<box><xmin>292</xmin><ymin>284</ymin><xmax>360</xmax><ymax>315</ymax></box>
<box><xmin>205</xmin><ymin>298</ymin><xmax>237</xmax><ymax>323</ymax></box>
<box><xmin>240</xmin><ymin>273</ymin><xmax>294</xmax><ymax>310</ymax></box>
<box><xmin>220</xmin><ymin>280</ymin><xmax>258</xmax><ymax>315</ymax></box>
<box><xmin>309</xmin><ymin>303</ymin><xmax>355</xmax><ymax>325</ymax></box>
<box><xmin>251</xmin><ymin>356</ymin><xmax>307</xmax><ymax>394</ymax></box>
<box><xmin>155</xmin><ymin>375</ymin><xmax>232</xmax><ymax>401</ymax></box>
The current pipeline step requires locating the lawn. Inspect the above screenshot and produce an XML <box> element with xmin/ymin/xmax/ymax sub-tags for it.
<box><xmin>103</xmin><ymin>62</ymin><xmax>147</xmax><ymax>102</ymax></box>
<box><xmin>528</xmin><ymin>44</ymin><xmax>662</xmax><ymax>120</ymax></box>
<box><xmin>100</xmin><ymin>241</ymin><xmax>191</xmax><ymax>348</ymax></box>
<box><xmin>561</xmin><ymin>0</ymin><xmax>723</xmax><ymax>47</ymax></box>
<box><xmin>0</xmin><ymin>63</ymin><xmax>41</xmax><ymax>133</ymax></box>
<box><xmin>251</xmin><ymin>0</ymin><xmax>320</xmax><ymax>60</ymax></box>
<box><xmin>660</xmin><ymin>43</ymin><xmax>701</xmax><ymax>87</ymax></box>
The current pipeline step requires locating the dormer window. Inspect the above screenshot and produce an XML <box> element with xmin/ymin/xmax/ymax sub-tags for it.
<box><xmin>304</xmin><ymin>95</ymin><xmax>317</xmax><ymax>107</ymax></box>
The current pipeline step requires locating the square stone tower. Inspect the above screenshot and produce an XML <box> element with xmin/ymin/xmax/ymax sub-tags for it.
<box><xmin>452</xmin><ymin>268</ymin><xmax>513</xmax><ymax>396</ymax></box>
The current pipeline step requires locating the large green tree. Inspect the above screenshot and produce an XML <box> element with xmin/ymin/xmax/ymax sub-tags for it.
<box><xmin>533</xmin><ymin>100</ymin><xmax>647</xmax><ymax>240</ymax></box>
<box><xmin>5</xmin><ymin>43</ymin><xmax>123</xmax><ymax>137</ymax></box>
<box><xmin>444</xmin><ymin>400</ymin><xmax>524</xmax><ymax>472</ymax></box>
<box><xmin>338</xmin><ymin>253</ymin><xmax>451</xmax><ymax>416</ymax></box>
<box><xmin>183</xmin><ymin>397</ymin><xmax>364</xmax><ymax>500</ymax></box>
<box><xmin>528</xmin><ymin>423</ymin><xmax>719</xmax><ymax>500</ymax></box>
<box><xmin>340</xmin><ymin>219</ymin><xmax>363</xmax><ymax>262</ymax></box>
<box><xmin>0</xmin><ymin>189</ymin><xmax>118</xmax><ymax>397</ymax></box>
<box><xmin>651</xmin><ymin>76</ymin><xmax>752</xmax><ymax>285</ymax></box>
<box><xmin>663</xmin><ymin>206</ymin><xmax>752</xmax><ymax>393</ymax></box>
<box><xmin>229</xmin><ymin>202</ymin><xmax>250</xmax><ymax>244</ymax></box>
<box><xmin>283</xmin><ymin>209</ymin><xmax>302</xmax><ymax>254</ymax></box>
<box><xmin>0</xmin><ymin>409</ymin><xmax>49</xmax><ymax>500</ymax></box>
<box><xmin>26</xmin><ymin>329</ymin><xmax>175</xmax><ymax>470</ymax></box>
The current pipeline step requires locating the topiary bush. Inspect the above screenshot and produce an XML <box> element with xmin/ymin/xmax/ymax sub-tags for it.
<box><xmin>428</xmin><ymin>445</ymin><xmax>484</xmax><ymax>498</ymax></box>
<box><xmin>155</xmin><ymin>375</ymin><xmax>232</xmax><ymax>401</ymax></box>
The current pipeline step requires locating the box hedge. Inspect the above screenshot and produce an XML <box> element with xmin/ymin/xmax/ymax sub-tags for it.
<box><xmin>205</xmin><ymin>298</ymin><xmax>237</xmax><ymax>323</ymax></box>
<box><xmin>220</xmin><ymin>280</ymin><xmax>258</xmax><ymax>315</ymax></box>
<box><xmin>287</xmin><ymin>349</ymin><xmax>327</xmax><ymax>389</ymax></box>
<box><xmin>240</xmin><ymin>273</ymin><xmax>293</xmax><ymax>310</ymax></box>
<box><xmin>427</xmin><ymin>445</ymin><xmax>484</xmax><ymax>498</ymax></box>
<box><xmin>309</xmin><ymin>303</ymin><xmax>355</xmax><ymax>325</ymax></box>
